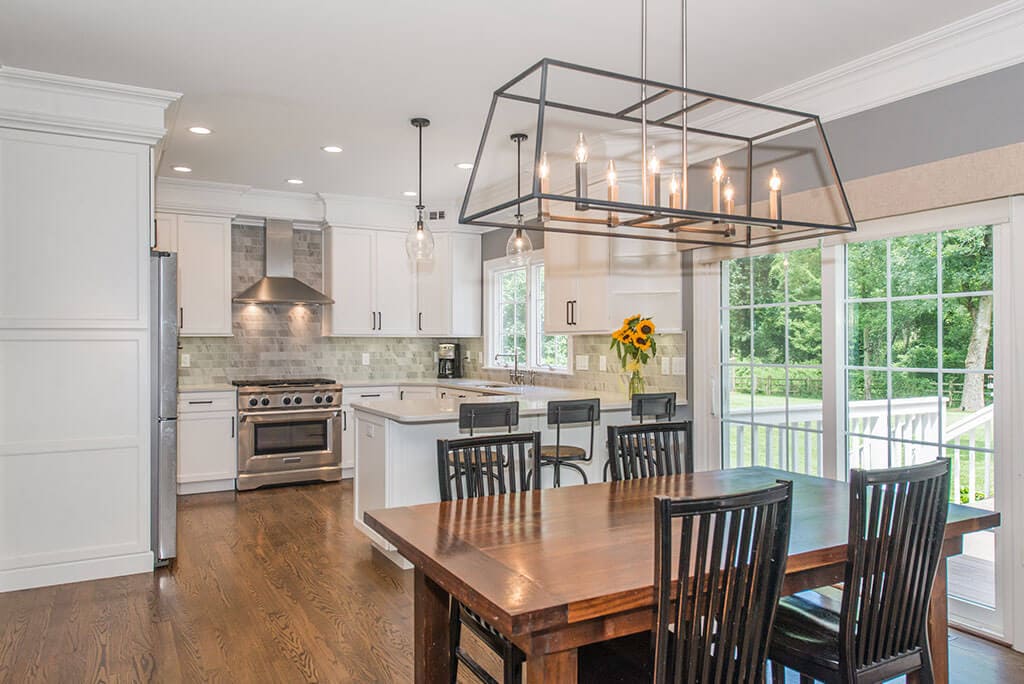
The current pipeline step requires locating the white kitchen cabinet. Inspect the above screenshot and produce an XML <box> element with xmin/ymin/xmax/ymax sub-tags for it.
<box><xmin>399</xmin><ymin>386</ymin><xmax>437</xmax><ymax>400</ymax></box>
<box><xmin>340</xmin><ymin>406</ymin><xmax>354</xmax><ymax>470</ymax></box>
<box><xmin>323</xmin><ymin>227</ymin><xmax>416</xmax><ymax>336</ymax></box>
<box><xmin>156</xmin><ymin>213</ymin><xmax>233</xmax><ymax>337</ymax></box>
<box><xmin>177</xmin><ymin>391</ymin><xmax>237</xmax><ymax>494</ymax></box>
<box><xmin>543</xmin><ymin>225</ymin><xmax>682</xmax><ymax>334</ymax></box>
<box><xmin>416</xmin><ymin>232</ymin><xmax>482</xmax><ymax>337</ymax></box>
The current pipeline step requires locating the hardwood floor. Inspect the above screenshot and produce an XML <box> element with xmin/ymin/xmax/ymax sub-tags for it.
<box><xmin>0</xmin><ymin>481</ymin><xmax>1021</xmax><ymax>683</ymax></box>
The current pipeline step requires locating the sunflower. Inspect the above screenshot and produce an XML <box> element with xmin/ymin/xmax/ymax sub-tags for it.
<box><xmin>623</xmin><ymin>315</ymin><xmax>639</xmax><ymax>328</ymax></box>
<box><xmin>619</xmin><ymin>330</ymin><xmax>633</xmax><ymax>345</ymax></box>
<box><xmin>637</xmin><ymin>319</ymin><xmax>655</xmax><ymax>337</ymax></box>
<box><xmin>634</xmin><ymin>335</ymin><xmax>652</xmax><ymax>351</ymax></box>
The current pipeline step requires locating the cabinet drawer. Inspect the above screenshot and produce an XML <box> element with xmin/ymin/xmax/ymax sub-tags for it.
<box><xmin>178</xmin><ymin>391</ymin><xmax>236</xmax><ymax>413</ymax></box>
<box><xmin>342</xmin><ymin>386</ymin><xmax>399</xmax><ymax>405</ymax></box>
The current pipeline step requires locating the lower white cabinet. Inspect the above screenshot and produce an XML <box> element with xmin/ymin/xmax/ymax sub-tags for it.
<box><xmin>399</xmin><ymin>386</ymin><xmax>436</xmax><ymax>400</ymax></box>
<box><xmin>341</xmin><ymin>405</ymin><xmax>355</xmax><ymax>471</ymax></box>
<box><xmin>177</xmin><ymin>391</ymin><xmax>237</xmax><ymax>494</ymax></box>
<box><xmin>436</xmin><ymin>387</ymin><xmax>483</xmax><ymax>400</ymax></box>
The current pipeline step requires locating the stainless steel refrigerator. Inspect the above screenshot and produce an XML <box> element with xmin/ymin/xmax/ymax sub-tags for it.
<box><xmin>150</xmin><ymin>251</ymin><xmax>178</xmax><ymax>566</ymax></box>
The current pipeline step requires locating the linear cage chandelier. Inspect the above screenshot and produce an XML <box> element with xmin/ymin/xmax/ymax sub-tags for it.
<box><xmin>459</xmin><ymin>1</ymin><xmax>857</xmax><ymax>249</ymax></box>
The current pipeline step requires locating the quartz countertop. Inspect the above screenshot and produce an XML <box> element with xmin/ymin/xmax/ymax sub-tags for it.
<box><xmin>178</xmin><ymin>384</ymin><xmax>236</xmax><ymax>393</ymax></box>
<box><xmin>351</xmin><ymin>387</ymin><xmax>634</xmax><ymax>423</ymax></box>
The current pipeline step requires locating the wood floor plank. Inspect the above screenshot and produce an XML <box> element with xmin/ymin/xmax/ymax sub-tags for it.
<box><xmin>0</xmin><ymin>480</ymin><xmax>1018</xmax><ymax>683</ymax></box>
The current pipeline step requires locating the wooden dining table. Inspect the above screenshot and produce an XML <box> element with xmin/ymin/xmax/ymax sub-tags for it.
<box><xmin>364</xmin><ymin>466</ymin><xmax>1001</xmax><ymax>683</ymax></box>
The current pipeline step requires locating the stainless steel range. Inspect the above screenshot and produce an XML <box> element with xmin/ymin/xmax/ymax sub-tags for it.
<box><xmin>233</xmin><ymin>378</ymin><xmax>343</xmax><ymax>490</ymax></box>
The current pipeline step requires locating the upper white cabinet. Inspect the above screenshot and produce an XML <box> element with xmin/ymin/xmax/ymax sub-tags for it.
<box><xmin>155</xmin><ymin>213</ymin><xmax>233</xmax><ymax>336</ymax></box>
<box><xmin>323</xmin><ymin>227</ymin><xmax>416</xmax><ymax>336</ymax></box>
<box><xmin>416</xmin><ymin>232</ymin><xmax>481</xmax><ymax>337</ymax></box>
<box><xmin>544</xmin><ymin>227</ymin><xmax>682</xmax><ymax>334</ymax></box>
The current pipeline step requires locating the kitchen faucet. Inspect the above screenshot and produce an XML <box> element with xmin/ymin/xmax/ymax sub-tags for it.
<box><xmin>494</xmin><ymin>352</ymin><xmax>532</xmax><ymax>385</ymax></box>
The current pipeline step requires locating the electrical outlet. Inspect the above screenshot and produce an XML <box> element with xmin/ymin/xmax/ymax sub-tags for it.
<box><xmin>361</xmin><ymin>352</ymin><xmax>371</xmax><ymax>366</ymax></box>
<box><xmin>671</xmin><ymin>356</ymin><xmax>686</xmax><ymax>375</ymax></box>
<box><xmin>477</xmin><ymin>351</ymin><xmax>483</xmax><ymax>364</ymax></box>
<box><xmin>180</xmin><ymin>353</ymin><xmax>191</xmax><ymax>368</ymax></box>
<box><xmin>661</xmin><ymin>357</ymin><xmax>671</xmax><ymax>375</ymax></box>
<box><xmin>599</xmin><ymin>355</ymin><xmax>607</xmax><ymax>371</ymax></box>
<box><xmin>575</xmin><ymin>354</ymin><xmax>589</xmax><ymax>371</ymax></box>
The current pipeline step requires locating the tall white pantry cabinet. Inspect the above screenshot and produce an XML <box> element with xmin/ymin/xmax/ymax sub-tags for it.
<box><xmin>0</xmin><ymin>67</ymin><xmax>179</xmax><ymax>592</ymax></box>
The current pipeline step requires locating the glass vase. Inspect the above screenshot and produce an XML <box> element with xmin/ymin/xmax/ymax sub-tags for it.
<box><xmin>627</xmin><ymin>369</ymin><xmax>646</xmax><ymax>398</ymax></box>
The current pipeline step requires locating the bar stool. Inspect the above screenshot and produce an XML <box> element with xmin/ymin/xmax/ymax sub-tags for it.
<box><xmin>458</xmin><ymin>401</ymin><xmax>519</xmax><ymax>436</ymax></box>
<box><xmin>532</xmin><ymin>398</ymin><xmax>600</xmax><ymax>487</ymax></box>
<box><xmin>603</xmin><ymin>392</ymin><xmax>677</xmax><ymax>481</ymax></box>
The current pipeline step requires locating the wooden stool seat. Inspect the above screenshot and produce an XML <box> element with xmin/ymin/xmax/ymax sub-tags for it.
<box><xmin>770</xmin><ymin>589</ymin><xmax>843</xmax><ymax>675</ymax></box>
<box><xmin>532</xmin><ymin>444</ymin><xmax>587</xmax><ymax>460</ymax></box>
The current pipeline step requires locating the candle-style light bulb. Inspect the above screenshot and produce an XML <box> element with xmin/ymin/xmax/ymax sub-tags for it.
<box><xmin>669</xmin><ymin>172</ymin><xmax>681</xmax><ymax>209</ymax></box>
<box><xmin>723</xmin><ymin>176</ymin><xmax>736</xmax><ymax>235</ymax></box>
<box><xmin>606</xmin><ymin>160</ymin><xmax>619</xmax><ymax>226</ymax></box>
<box><xmin>574</xmin><ymin>132</ymin><xmax>589</xmax><ymax>164</ymax></box>
<box><xmin>538</xmin><ymin>152</ymin><xmax>550</xmax><ymax>180</ymax></box>
<box><xmin>646</xmin><ymin>146</ymin><xmax>662</xmax><ymax>206</ymax></box>
<box><xmin>712</xmin><ymin>157</ymin><xmax>725</xmax><ymax>214</ymax></box>
<box><xmin>573</xmin><ymin>134</ymin><xmax>589</xmax><ymax>210</ymax></box>
<box><xmin>537</xmin><ymin>151</ymin><xmax>550</xmax><ymax>222</ymax></box>
<box><xmin>768</xmin><ymin>167</ymin><xmax>783</xmax><ymax>224</ymax></box>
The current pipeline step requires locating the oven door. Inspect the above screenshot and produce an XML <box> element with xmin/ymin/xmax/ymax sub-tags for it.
<box><xmin>237</xmin><ymin>407</ymin><xmax>342</xmax><ymax>474</ymax></box>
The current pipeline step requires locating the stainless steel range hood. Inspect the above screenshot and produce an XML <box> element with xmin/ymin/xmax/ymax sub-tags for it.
<box><xmin>234</xmin><ymin>219</ymin><xmax>333</xmax><ymax>305</ymax></box>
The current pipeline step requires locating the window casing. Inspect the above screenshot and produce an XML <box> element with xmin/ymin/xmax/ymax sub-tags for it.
<box><xmin>484</xmin><ymin>254</ymin><xmax>571</xmax><ymax>373</ymax></box>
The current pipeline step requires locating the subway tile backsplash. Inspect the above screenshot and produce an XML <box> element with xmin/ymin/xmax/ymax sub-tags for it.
<box><xmin>179</xmin><ymin>224</ymin><xmax>686</xmax><ymax>403</ymax></box>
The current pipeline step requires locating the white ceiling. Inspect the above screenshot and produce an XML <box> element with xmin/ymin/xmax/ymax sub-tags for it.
<box><xmin>0</xmin><ymin>0</ymin><xmax>1008</xmax><ymax>206</ymax></box>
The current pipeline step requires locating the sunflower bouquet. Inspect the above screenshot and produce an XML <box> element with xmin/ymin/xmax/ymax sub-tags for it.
<box><xmin>610</xmin><ymin>315</ymin><xmax>657</xmax><ymax>397</ymax></box>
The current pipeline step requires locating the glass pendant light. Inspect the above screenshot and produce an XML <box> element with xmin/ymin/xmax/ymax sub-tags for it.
<box><xmin>405</xmin><ymin>118</ymin><xmax>435</xmax><ymax>261</ymax></box>
<box><xmin>506</xmin><ymin>133</ymin><xmax>533</xmax><ymax>265</ymax></box>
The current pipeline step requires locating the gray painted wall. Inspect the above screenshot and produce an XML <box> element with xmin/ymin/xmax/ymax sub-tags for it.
<box><xmin>475</xmin><ymin>62</ymin><xmax>1024</xmax><ymax>418</ymax></box>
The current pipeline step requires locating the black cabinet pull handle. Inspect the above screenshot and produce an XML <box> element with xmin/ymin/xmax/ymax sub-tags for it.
<box><xmin>566</xmin><ymin>300</ymin><xmax>571</xmax><ymax>326</ymax></box>
<box><xmin>418</xmin><ymin>312</ymin><xmax>423</xmax><ymax>331</ymax></box>
<box><xmin>342</xmin><ymin>411</ymin><xmax>347</xmax><ymax>431</ymax></box>
<box><xmin>400</xmin><ymin>390</ymin><xmax>405</xmax><ymax>400</ymax></box>
<box><xmin>378</xmin><ymin>311</ymin><xmax>382</xmax><ymax>330</ymax></box>
<box><xmin>230</xmin><ymin>416</ymin><xmax>235</xmax><ymax>438</ymax></box>
<box><xmin>571</xmin><ymin>300</ymin><xmax>577</xmax><ymax>325</ymax></box>
<box><xmin>180</xmin><ymin>307</ymin><xmax>184</xmax><ymax>329</ymax></box>
<box><xmin>188</xmin><ymin>400</ymin><xmax>213</xmax><ymax>405</ymax></box>
<box><xmin>360</xmin><ymin>393</ymin><xmax>381</xmax><ymax>398</ymax></box>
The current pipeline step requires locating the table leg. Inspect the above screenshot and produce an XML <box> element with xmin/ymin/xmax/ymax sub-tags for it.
<box><xmin>909</xmin><ymin>560</ymin><xmax>949</xmax><ymax>684</ymax></box>
<box><xmin>414</xmin><ymin>568</ymin><xmax>451</xmax><ymax>684</ymax></box>
<box><xmin>526</xmin><ymin>648</ymin><xmax>578</xmax><ymax>683</ymax></box>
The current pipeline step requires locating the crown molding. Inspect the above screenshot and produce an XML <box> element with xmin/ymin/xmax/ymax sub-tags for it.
<box><xmin>0</xmin><ymin>65</ymin><xmax>180</xmax><ymax>144</ymax></box>
<box><xmin>156</xmin><ymin>177</ymin><xmax>324</xmax><ymax>221</ymax></box>
<box><xmin>694</xmin><ymin>0</ymin><xmax>1024</xmax><ymax>139</ymax></box>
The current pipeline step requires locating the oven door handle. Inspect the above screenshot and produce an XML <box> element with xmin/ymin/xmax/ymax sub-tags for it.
<box><xmin>238</xmin><ymin>408</ymin><xmax>342</xmax><ymax>422</ymax></box>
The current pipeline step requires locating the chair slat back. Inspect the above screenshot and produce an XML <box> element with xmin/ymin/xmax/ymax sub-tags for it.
<box><xmin>437</xmin><ymin>432</ymin><xmax>542</xmax><ymax>501</ymax></box>
<box><xmin>839</xmin><ymin>458</ymin><xmax>951</xmax><ymax>676</ymax></box>
<box><xmin>653</xmin><ymin>481</ymin><xmax>794</xmax><ymax>684</ymax></box>
<box><xmin>607</xmin><ymin>421</ymin><xmax>693</xmax><ymax>481</ymax></box>
<box><xmin>631</xmin><ymin>392</ymin><xmax>676</xmax><ymax>423</ymax></box>
<box><xmin>458</xmin><ymin>401</ymin><xmax>519</xmax><ymax>436</ymax></box>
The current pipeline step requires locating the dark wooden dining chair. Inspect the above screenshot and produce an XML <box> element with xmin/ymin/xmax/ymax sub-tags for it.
<box><xmin>769</xmin><ymin>458</ymin><xmax>952</xmax><ymax>684</ymax></box>
<box><xmin>436</xmin><ymin>431</ymin><xmax>541</xmax><ymax>683</ymax></box>
<box><xmin>580</xmin><ymin>481</ymin><xmax>794</xmax><ymax>683</ymax></box>
<box><xmin>603</xmin><ymin>392</ymin><xmax>678</xmax><ymax>480</ymax></box>
<box><xmin>531</xmin><ymin>398</ymin><xmax>600</xmax><ymax>487</ymax></box>
<box><xmin>607</xmin><ymin>421</ymin><xmax>693</xmax><ymax>481</ymax></box>
<box><xmin>459</xmin><ymin>400</ymin><xmax>519</xmax><ymax>436</ymax></box>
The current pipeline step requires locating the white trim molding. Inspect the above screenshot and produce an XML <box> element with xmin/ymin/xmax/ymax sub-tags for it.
<box><xmin>0</xmin><ymin>66</ymin><xmax>180</xmax><ymax>145</ymax></box>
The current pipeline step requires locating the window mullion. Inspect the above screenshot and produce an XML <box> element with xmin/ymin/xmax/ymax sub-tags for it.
<box><xmin>821</xmin><ymin>244</ymin><xmax>843</xmax><ymax>480</ymax></box>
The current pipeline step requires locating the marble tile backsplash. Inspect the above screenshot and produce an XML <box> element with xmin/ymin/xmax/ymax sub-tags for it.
<box><xmin>178</xmin><ymin>225</ymin><xmax>443</xmax><ymax>386</ymax></box>
<box><xmin>459</xmin><ymin>333</ymin><xmax>688</xmax><ymax>401</ymax></box>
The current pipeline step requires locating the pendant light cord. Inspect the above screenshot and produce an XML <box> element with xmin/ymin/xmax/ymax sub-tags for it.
<box><xmin>417</xmin><ymin>123</ymin><xmax>424</xmax><ymax>214</ymax></box>
<box><xmin>515</xmin><ymin>136</ymin><xmax>522</xmax><ymax>222</ymax></box>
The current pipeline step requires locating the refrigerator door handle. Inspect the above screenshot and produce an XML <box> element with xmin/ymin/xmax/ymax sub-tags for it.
<box><xmin>230</xmin><ymin>416</ymin><xmax>235</xmax><ymax>438</ymax></box>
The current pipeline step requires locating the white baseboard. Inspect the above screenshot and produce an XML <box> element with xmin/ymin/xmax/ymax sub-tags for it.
<box><xmin>0</xmin><ymin>550</ymin><xmax>153</xmax><ymax>593</ymax></box>
<box><xmin>341</xmin><ymin>467</ymin><xmax>354</xmax><ymax>480</ymax></box>
<box><xmin>177</xmin><ymin>478</ymin><xmax>236</xmax><ymax>495</ymax></box>
<box><xmin>370</xmin><ymin>542</ymin><xmax>412</xmax><ymax>570</ymax></box>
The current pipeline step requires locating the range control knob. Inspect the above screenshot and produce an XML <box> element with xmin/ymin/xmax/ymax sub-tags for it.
<box><xmin>314</xmin><ymin>395</ymin><xmax>323</xmax><ymax>404</ymax></box>
<box><xmin>294</xmin><ymin>396</ymin><xmax>303</xmax><ymax>405</ymax></box>
<box><xmin>249</xmin><ymin>397</ymin><xmax>259</xmax><ymax>407</ymax></box>
<box><xmin>325</xmin><ymin>395</ymin><xmax>335</xmax><ymax>404</ymax></box>
<box><xmin>282</xmin><ymin>396</ymin><xmax>292</xmax><ymax>406</ymax></box>
<box><xmin>260</xmin><ymin>397</ymin><xmax>270</xmax><ymax>406</ymax></box>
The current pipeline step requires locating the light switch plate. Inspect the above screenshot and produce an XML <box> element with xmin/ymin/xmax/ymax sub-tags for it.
<box><xmin>180</xmin><ymin>353</ymin><xmax>191</xmax><ymax>368</ymax></box>
<box><xmin>575</xmin><ymin>354</ymin><xmax>589</xmax><ymax>371</ymax></box>
<box><xmin>599</xmin><ymin>355</ymin><xmax>607</xmax><ymax>371</ymax></box>
<box><xmin>671</xmin><ymin>356</ymin><xmax>686</xmax><ymax>375</ymax></box>
<box><xmin>361</xmin><ymin>352</ymin><xmax>371</xmax><ymax>366</ymax></box>
<box><xmin>661</xmin><ymin>357</ymin><xmax>671</xmax><ymax>375</ymax></box>
<box><xmin>477</xmin><ymin>351</ymin><xmax>483</xmax><ymax>364</ymax></box>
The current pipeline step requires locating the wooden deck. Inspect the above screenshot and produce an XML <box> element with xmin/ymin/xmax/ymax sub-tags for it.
<box><xmin>0</xmin><ymin>481</ymin><xmax>1020</xmax><ymax>682</ymax></box>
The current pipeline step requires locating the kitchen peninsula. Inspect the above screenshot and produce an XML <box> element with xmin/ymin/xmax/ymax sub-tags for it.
<box><xmin>350</xmin><ymin>381</ymin><xmax>642</xmax><ymax>568</ymax></box>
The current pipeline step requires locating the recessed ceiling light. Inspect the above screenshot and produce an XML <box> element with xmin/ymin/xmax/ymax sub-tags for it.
<box><xmin>286</xmin><ymin>178</ymin><xmax>304</xmax><ymax>185</ymax></box>
<box><xmin>403</xmin><ymin>191</ymin><xmax>418</xmax><ymax>197</ymax></box>
<box><xmin>321</xmin><ymin>145</ymin><xmax>343</xmax><ymax>153</ymax></box>
<box><xmin>172</xmin><ymin>166</ymin><xmax>192</xmax><ymax>173</ymax></box>
<box><xmin>455</xmin><ymin>162</ymin><xmax>474</xmax><ymax>170</ymax></box>
<box><xmin>188</xmin><ymin>126</ymin><xmax>212</xmax><ymax>135</ymax></box>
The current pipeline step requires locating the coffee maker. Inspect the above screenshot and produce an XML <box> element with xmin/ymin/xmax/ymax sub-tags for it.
<box><xmin>437</xmin><ymin>342</ymin><xmax>462</xmax><ymax>379</ymax></box>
